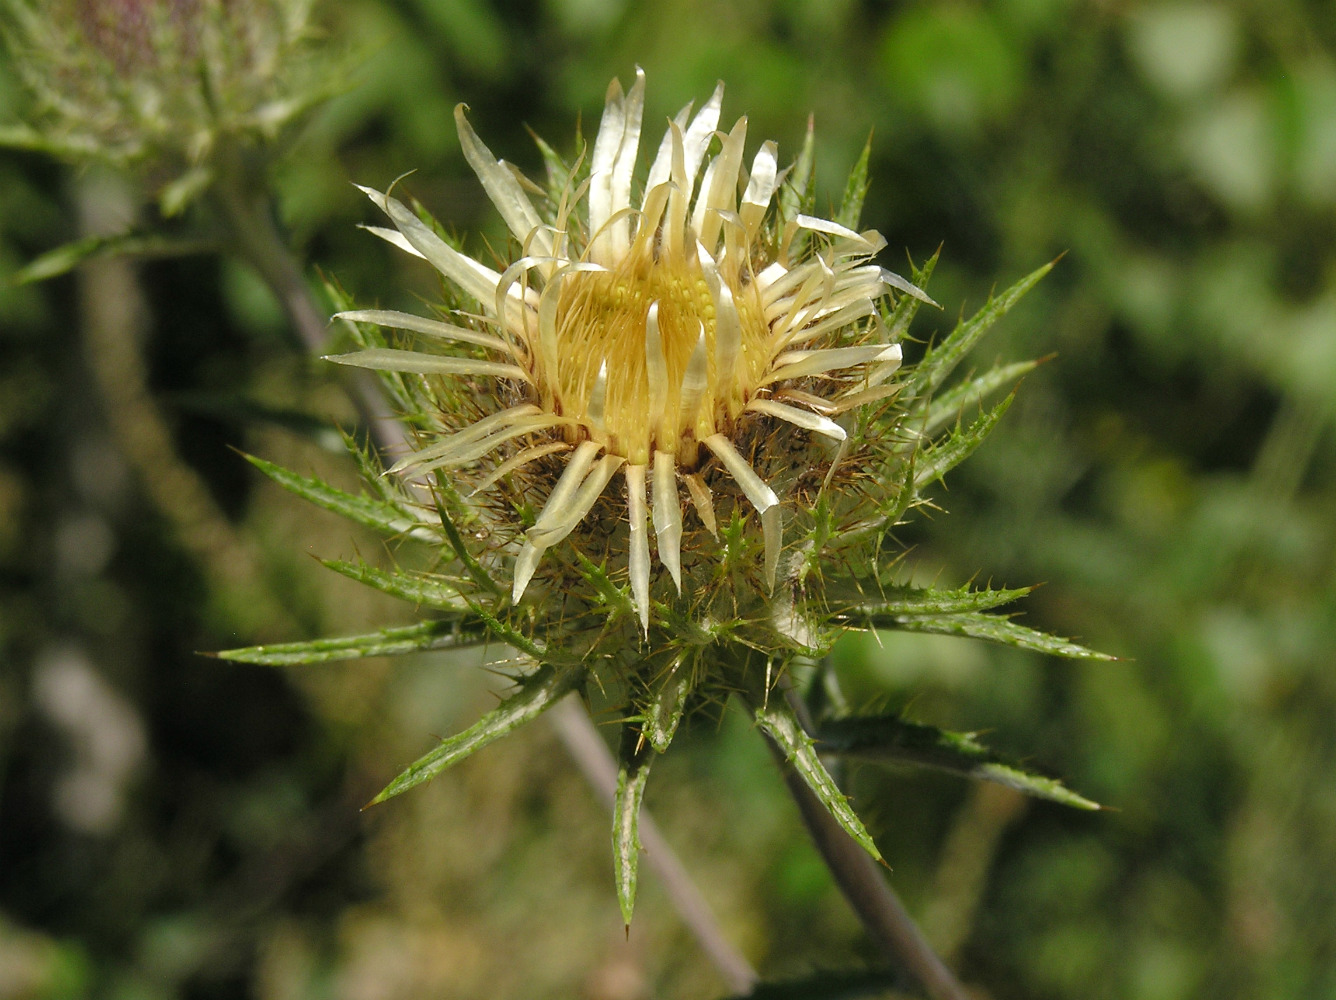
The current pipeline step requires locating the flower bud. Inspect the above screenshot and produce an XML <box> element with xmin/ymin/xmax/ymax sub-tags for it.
<box><xmin>3</xmin><ymin>0</ymin><xmax>336</xmax><ymax>210</ymax></box>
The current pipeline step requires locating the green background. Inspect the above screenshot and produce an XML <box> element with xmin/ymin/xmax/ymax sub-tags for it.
<box><xmin>1</xmin><ymin>0</ymin><xmax>1334</xmax><ymax>997</ymax></box>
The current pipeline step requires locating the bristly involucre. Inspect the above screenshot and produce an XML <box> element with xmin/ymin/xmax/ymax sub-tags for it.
<box><xmin>331</xmin><ymin>68</ymin><xmax>934</xmax><ymax>633</ymax></box>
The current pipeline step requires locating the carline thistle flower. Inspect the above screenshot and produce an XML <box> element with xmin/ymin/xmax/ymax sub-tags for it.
<box><xmin>230</xmin><ymin>70</ymin><xmax>1108</xmax><ymax>927</ymax></box>
<box><xmin>330</xmin><ymin>68</ymin><xmax>930</xmax><ymax>631</ymax></box>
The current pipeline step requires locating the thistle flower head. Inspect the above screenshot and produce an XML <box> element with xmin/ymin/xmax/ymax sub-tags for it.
<box><xmin>335</xmin><ymin>68</ymin><xmax>929</xmax><ymax>631</ymax></box>
<box><xmin>232</xmin><ymin>73</ymin><xmax>1099</xmax><ymax>928</ymax></box>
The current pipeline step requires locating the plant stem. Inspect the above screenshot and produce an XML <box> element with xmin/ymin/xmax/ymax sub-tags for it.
<box><xmin>769</xmin><ymin>687</ymin><xmax>972</xmax><ymax>1000</ymax></box>
<box><xmin>210</xmin><ymin>166</ymin><xmax>409</xmax><ymax>461</ymax></box>
<box><xmin>548</xmin><ymin>697</ymin><xmax>759</xmax><ymax>995</ymax></box>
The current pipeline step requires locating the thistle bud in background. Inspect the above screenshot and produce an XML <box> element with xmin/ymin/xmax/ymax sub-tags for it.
<box><xmin>1</xmin><ymin>0</ymin><xmax>338</xmax><ymax>212</ymax></box>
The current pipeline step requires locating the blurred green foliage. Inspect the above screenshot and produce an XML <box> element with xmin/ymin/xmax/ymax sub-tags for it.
<box><xmin>2</xmin><ymin>1</ymin><xmax>1334</xmax><ymax>998</ymax></box>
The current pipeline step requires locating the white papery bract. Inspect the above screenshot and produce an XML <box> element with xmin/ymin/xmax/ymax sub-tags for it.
<box><xmin>331</xmin><ymin>70</ymin><xmax>930</xmax><ymax>630</ymax></box>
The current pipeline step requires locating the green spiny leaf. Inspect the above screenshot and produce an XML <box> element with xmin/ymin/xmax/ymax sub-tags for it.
<box><xmin>430</xmin><ymin>470</ymin><xmax>500</xmax><ymax>594</ymax></box>
<box><xmin>464</xmin><ymin>599</ymin><xmax>561</xmax><ymax>664</ymax></box>
<box><xmin>0</xmin><ymin>123</ymin><xmax>100</xmax><ymax>159</ymax></box>
<box><xmin>879</xmin><ymin>455</ymin><xmax>920</xmax><ymax>530</ymax></box>
<box><xmin>913</xmin><ymin>391</ymin><xmax>1014</xmax><ymax>491</ymax></box>
<box><xmin>776</xmin><ymin>114</ymin><xmax>816</xmax><ymax>230</ymax></box>
<box><xmin>643</xmin><ymin>655</ymin><xmax>694</xmax><ymax>753</ymax></box>
<box><xmin>322</xmin><ymin>276</ymin><xmax>355</xmax><ymax>315</ymax></box>
<box><xmin>13</xmin><ymin>230</ymin><xmax>215</xmax><ymax>283</ymax></box>
<box><xmin>654</xmin><ymin>601</ymin><xmax>720</xmax><ymax>649</ymax></box>
<box><xmin>614</xmin><ymin>727</ymin><xmax>654</xmax><ymax>927</ymax></box>
<box><xmin>829</xmin><ymin>582</ymin><xmax>1033</xmax><ymax>619</ymax></box>
<box><xmin>320</xmin><ymin>559</ymin><xmax>467</xmax><ymax>610</ymax></box>
<box><xmin>574</xmin><ymin>551</ymin><xmax>636</xmax><ymax>620</ymax></box>
<box><xmin>753</xmin><ymin>697</ymin><xmax>883</xmax><ymax>864</ymax></box>
<box><xmin>805</xmin><ymin>492</ymin><xmax>835</xmax><ymax>569</ymax></box>
<box><xmin>923</xmin><ymin>359</ymin><xmax>1042</xmax><ymax>439</ymax></box>
<box><xmin>343</xmin><ymin>431</ymin><xmax>410</xmax><ymax>509</ymax></box>
<box><xmin>216</xmin><ymin>620</ymin><xmax>477</xmax><ymax>666</ymax></box>
<box><xmin>835</xmin><ymin>134</ymin><xmax>872</xmax><ymax>231</ymax></box>
<box><xmin>884</xmin><ymin>250</ymin><xmax>939</xmax><ymax>343</ymax></box>
<box><xmin>904</xmin><ymin>260</ymin><xmax>1054</xmax><ymax>408</ymax></box>
<box><xmin>833</xmin><ymin>457</ymin><xmax>918</xmax><ymax>550</ymax></box>
<box><xmin>243</xmin><ymin>453</ymin><xmax>432</xmax><ymax>540</ymax></box>
<box><xmin>886</xmin><ymin>612</ymin><xmax>1115</xmax><ymax>661</ymax></box>
<box><xmin>818</xmin><ymin>714</ymin><xmax>1101</xmax><ymax>810</ymax></box>
<box><xmin>528</xmin><ymin>127</ymin><xmax>574</xmax><ymax>202</ymax></box>
<box><xmin>369</xmin><ymin>663</ymin><xmax>583</xmax><ymax>805</ymax></box>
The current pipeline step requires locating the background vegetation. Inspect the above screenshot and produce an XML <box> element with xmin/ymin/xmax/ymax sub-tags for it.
<box><xmin>2</xmin><ymin>0</ymin><xmax>1334</xmax><ymax>997</ymax></box>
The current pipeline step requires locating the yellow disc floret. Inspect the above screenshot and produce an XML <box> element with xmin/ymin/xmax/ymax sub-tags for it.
<box><xmin>550</xmin><ymin>246</ymin><xmax>770</xmax><ymax>466</ymax></box>
<box><xmin>332</xmin><ymin>69</ymin><xmax>925</xmax><ymax>626</ymax></box>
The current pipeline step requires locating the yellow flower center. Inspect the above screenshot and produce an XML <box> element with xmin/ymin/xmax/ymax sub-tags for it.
<box><xmin>548</xmin><ymin>247</ymin><xmax>770</xmax><ymax>466</ymax></box>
